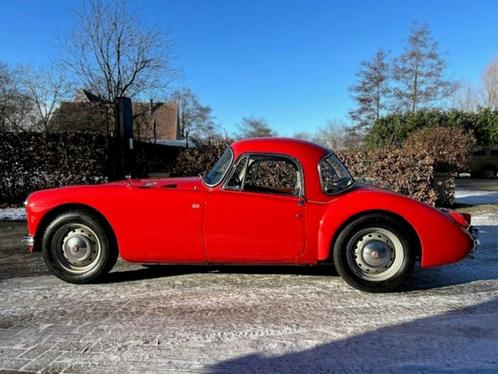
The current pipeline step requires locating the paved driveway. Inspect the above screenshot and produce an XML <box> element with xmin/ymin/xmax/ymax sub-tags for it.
<box><xmin>1</xmin><ymin>211</ymin><xmax>498</xmax><ymax>373</ymax></box>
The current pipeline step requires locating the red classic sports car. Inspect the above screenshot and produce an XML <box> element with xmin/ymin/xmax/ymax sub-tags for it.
<box><xmin>23</xmin><ymin>138</ymin><xmax>479</xmax><ymax>292</ymax></box>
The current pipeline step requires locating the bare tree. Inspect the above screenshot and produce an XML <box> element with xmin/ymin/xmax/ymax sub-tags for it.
<box><xmin>349</xmin><ymin>48</ymin><xmax>391</xmax><ymax>132</ymax></box>
<box><xmin>0</xmin><ymin>62</ymin><xmax>33</xmax><ymax>132</ymax></box>
<box><xmin>294</xmin><ymin>121</ymin><xmax>361</xmax><ymax>150</ymax></box>
<box><xmin>19</xmin><ymin>66</ymin><xmax>72</xmax><ymax>132</ymax></box>
<box><xmin>61</xmin><ymin>0</ymin><xmax>176</xmax><ymax>103</ymax></box>
<box><xmin>452</xmin><ymin>81</ymin><xmax>482</xmax><ymax>112</ymax></box>
<box><xmin>452</xmin><ymin>55</ymin><xmax>498</xmax><ymax>111</ymax></box>
<box><xmin>170</xmin><ymin>88</ymin><xmax>218</xmax><ymax>141</ymax></box>
<box><xmin>236</xmin><ymin>116</ymin><xmax>276</xmax><ymax>139</ymax></box>
<box><xmin>482</xmin><ymin>55</ymin><xmax>498</xmax><ymax>109</ymax></box>
<box><xmin>393</xmin><ymin>23</ymin><xmax>455</xmax><ymax>112</ymax></box>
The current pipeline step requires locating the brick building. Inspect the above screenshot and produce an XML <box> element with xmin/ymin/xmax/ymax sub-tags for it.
<box><xmin>50</xmin><ymin>90</ymin><xmax>181</xmax><ymax>142</ymax></box>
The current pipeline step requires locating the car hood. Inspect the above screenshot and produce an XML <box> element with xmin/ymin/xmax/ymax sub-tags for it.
<box><xmin>28</xmin><ymin>176</ymin><xmax>205</xmax><ymax>202</ymax></box>
<box><xmin>126</xmin><ymin>176</ymin><xmax>204</xmax><ymax>191</ymax></box>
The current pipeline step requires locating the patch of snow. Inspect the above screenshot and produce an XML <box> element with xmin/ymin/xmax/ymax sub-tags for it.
<box><xmin>0</xmin><ymin>208</ymin><xmax>26</xmax><ymax>221</ymax></box>
<box><xmin>472</xmin><ymin>212</ymin><xmax>498</xmax><ymax>226</ymax></box>
<box><xmin>455</xmin><ymin>189</ymin><xmax>498</xmax><ymax>205</ymax></box>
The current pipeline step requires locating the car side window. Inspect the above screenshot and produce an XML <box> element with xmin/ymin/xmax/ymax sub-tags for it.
<box><xmin>243</xmin><ymin>156</ymin><xmax>300</xmax><ymax>196</ymax></box>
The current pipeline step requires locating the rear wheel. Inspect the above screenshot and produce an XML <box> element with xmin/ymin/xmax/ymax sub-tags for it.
<box><xmin>333</xmin><ymin>213</ymin><xmax>415</xmax><ymax>292</ymax></box>
<box><xmin>481</xmin><ymin>166</ymin><xmax>497</xmax><ymax>179</ymax></box>
<box><xmin>41</xmin><ymin>210</ymin><xmax>118</xmax><ymax>283</ymax></box>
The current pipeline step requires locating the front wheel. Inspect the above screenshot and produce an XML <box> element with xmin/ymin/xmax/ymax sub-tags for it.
<box><xmin>41</xmin><ymin>210</ymin><xmax>118</xmax><ymax>283</ymax></box>
<box><xmin>333</xmin><ymin>214</ymin><xmax>415</xmax><ymax>292</ymax></box>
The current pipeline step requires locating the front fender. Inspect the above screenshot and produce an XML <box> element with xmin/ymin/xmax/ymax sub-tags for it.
<box><xmin>317</xmin><ymin>187</ymin><xmax>473</xmax><ymax>268</ymax></box>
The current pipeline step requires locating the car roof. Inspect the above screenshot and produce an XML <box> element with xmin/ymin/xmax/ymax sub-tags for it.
<box><xmin>230</xmin><ymin>137</ymin><xmax>330</xmax><ymax>163</ymax></box>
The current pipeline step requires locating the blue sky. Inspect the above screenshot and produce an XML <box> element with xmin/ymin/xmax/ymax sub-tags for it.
<box><xmin>1</xmin><ymin>0</ymin><xmax>497</xmax><ymax>135</ymax></box>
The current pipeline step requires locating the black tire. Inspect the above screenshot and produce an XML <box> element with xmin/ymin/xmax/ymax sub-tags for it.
<box><xmin>333</xmin><ymin>213</ymin><xmax>415</xmax><ymax>293</ymax></box>
<box><xmin>481</xmin><ymin>166</ymin><xmax>497</xmax><ymax>179</ymax></box>
<box><xmin>41</xmin><ymin>210</ymin><xmax>118</xmax><ymax>284</ymax></box>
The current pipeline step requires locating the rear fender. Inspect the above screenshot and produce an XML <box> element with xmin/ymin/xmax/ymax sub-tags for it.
<box><xmin>317</xmin><ymin>188</ymin><xmax>473</xmax><ymax>267</ymax></box>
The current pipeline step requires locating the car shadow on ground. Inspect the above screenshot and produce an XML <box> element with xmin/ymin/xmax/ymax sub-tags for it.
<box><xmin>102</xmin><ymin>264</ymin><xmax>339</xmax><ymax>283</ymax></box>
<box><xmin>205</xmin><ymin>297</ymin><xmax>498</xmax><ymax>373</ymax></box>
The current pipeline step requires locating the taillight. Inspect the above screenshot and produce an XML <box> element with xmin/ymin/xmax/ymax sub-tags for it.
<box><xmin>448</xmin><ymin>210</ymin><xmax>470</xmax><ymax>227</ymax></box>
<box><xmin>461</xmin><ymin>213</ymin><xmax>472</xmax><ymax>225</ymax></box>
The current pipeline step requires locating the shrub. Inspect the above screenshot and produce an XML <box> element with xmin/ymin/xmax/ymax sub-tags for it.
<box><xmin>174</xmin><ymin>138</ymin><xmax>232</xmax><ymax>177</ymax></box>
<box><xmin>337</xmin><ymin>148</ymin><xmax>437</xmax><ymax>205</ymax></box>
<box><xmin>403</xmin><ymin>127</ymin><xmax>476</xmax><ymax>172</ymax></box>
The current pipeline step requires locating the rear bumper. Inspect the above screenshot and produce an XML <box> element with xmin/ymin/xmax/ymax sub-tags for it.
<box><xmin>22</xmin><ymin>235</ymin><xmax>34</xmax><ymax>253</ymax></box>
<box><xmin>469</xmin><ymin>225</ymin><xmax>480</xmax><ymax>254</ymax></box>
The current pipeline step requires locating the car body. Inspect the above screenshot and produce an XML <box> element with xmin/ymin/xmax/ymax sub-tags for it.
<box><xmin>24</xmin><ymin>138</ymin><xmax>479</xmax><ymax>292</ymax></box>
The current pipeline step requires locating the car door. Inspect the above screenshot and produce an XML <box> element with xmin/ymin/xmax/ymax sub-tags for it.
<box><xmin>203</xmin><ymin>154</ymin><xmax>305</xmax><ymax>263</ymax></box>
<box><xmin>120</xmin><ymin>186</ymin><xmax>207</xmax><ymax>263</ymax></box>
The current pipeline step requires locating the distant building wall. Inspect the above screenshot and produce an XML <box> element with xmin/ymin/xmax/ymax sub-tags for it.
<box><xmin>50</xmin><ymin>92</ymin><xmax>180</xmax><ymax>141</ymax></box>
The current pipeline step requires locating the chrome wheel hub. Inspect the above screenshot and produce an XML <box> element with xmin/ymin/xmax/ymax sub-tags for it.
<box><xmin>63</xmin><ymin>232</ymin><xmax>93</xmax><ymax>264</ymax></box>
<box><xmin>355</xmin><ymin>233</ymin><xmax>394</xmax><ymax>273</ymax></box>
<box><xmin>349</xmin><ymin>227</ymin><xmax>404</xmax><ymax>282</ymax></box>
<box><xmin>54</xmin><ymin>224</ymin><xmax>101</xmax><ymax>274</ymax></box>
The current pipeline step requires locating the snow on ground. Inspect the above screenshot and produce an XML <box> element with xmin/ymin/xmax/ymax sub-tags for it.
<box><xmin>0</xmin><ymin>207</ymin><xmax>26</xmax><ymax>221</ymax></box>
<box><xmin>455</xmin><ymin>189</ymin><xmax>498</xmax><ymax>205</ymax></box>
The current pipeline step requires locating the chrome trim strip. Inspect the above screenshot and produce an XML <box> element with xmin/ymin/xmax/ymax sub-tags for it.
<box><xmin>469</xmin><ymin>225</ymin><xmax>480</xmax><ymax>252</ymax></box>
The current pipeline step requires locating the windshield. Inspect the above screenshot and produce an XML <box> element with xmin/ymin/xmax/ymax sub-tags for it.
<box><xmin>319</xmin><ymin>153</ymin><xmax>354</xmax><ymax>194</ymax></box>
<box><xmin>203</xmin><ymin>148</ymin><xmax>233</xmax><ymax>186</ymax></box>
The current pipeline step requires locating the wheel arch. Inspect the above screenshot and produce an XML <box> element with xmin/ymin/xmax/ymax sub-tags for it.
<box><xmin>33</xmin><ymin>203</ymin><xmax>118</xmax><ymax>253</ymax></box>
<box><xmin>321</xmin><ymin>209</ymin><xmax>421</xmax><ymax>263</ymax></box>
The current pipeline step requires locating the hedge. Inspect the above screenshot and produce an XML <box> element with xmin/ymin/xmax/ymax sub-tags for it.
<box><xmin>176</xmin><ymin>140</ymin><xmax>443</xmax><ymax>206</ymax></box>
<box><xmin>174</xmin><ymin>139</ymin><xmax>232</xmax><ymax>177</ymax></box>
<box><xmin>1</xmin><ymin>133</ymin><xmax>453</xmax><ymax>208</ymax></box>
<box><xmin>0</xmin><ymin>132</ymin><xmax>190</xmax><ymax>207</ymax></box>
<box><xmin>367</xmin><ymin>108</ymin><xmax>498</xmax><ymax>148</ymax></box>
<box><xmin>0</xmin><ymin>132</ymin><xmax>108</xmax><ymax>207</ymax></box>
<box><xmin>337</xmin><ymin>149</ymin><xmax>437</xmax><ymax>205</ymax></box>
